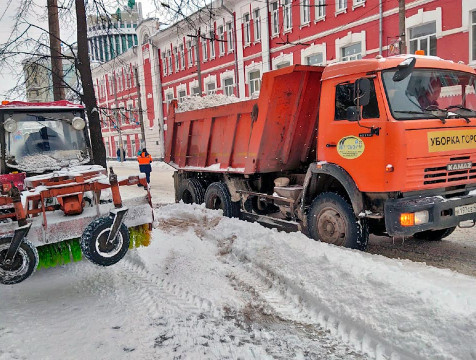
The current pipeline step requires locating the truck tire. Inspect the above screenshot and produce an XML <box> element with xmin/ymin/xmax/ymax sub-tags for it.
<box><xmin>204</xmin><ymin>182</ymin><xmax>240</xmax><ymax>218</ymax></box>
<box><xmin>80</xmin><ymin>216</ymin><xmax>130</xmax><ymax>266</ymax></box>
<box><xmin>178</xmin><ymin>178</ymin><xmax>205</xmax><ymax>204</ymax></box>
<box><xmin>412</xmin><ymin>226</ymin><xmax>456</xmax><ymax>241</ymax></box>
<box><xmin>0</xmin><ymin>237</ymin><xmax>38</xmax><ymax>285</ymax></box>
<box><xmin>307</xmin><ymin>192</ymin><xmax>368</xmax><ymax>250</ymax></box>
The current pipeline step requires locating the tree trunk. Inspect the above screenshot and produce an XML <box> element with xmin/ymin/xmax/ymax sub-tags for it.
<box><xmin>75</xmin><ymin>0</ymin><xmax>106</xmax><ymax>168</ymax></box>
<box><xmin>47</xmin><ymin>0</ymin><xmax>65</xmax><ymax>101</ymax></box>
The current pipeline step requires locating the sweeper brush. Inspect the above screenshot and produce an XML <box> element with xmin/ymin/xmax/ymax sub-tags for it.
<box><xmin>36</xmin><ymin>224</ymin><xmax>151</xmax><ymax>270</ymax></box>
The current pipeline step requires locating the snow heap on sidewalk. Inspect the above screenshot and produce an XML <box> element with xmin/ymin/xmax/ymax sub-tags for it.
<box><xmin>176</xmin><ymin>94</ymin><xmax>240</xmax><ymax>113</ymax></box>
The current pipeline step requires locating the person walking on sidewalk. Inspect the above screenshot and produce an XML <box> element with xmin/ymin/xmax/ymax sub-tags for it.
<box><xmin>137</xmin><ymin>148</ymin><xmax>152</xmax><ymax>184</ymax></box>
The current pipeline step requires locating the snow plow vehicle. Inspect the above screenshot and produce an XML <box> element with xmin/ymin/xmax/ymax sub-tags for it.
<box><xmin>166</xmin><ymin>56</ymin><xmax>476</xmax><ymax>251</ymax></box>
<box><xmin>0</xmin><ymin>101</ymin><xmax>153</xmax><ymax>285</ymax></box>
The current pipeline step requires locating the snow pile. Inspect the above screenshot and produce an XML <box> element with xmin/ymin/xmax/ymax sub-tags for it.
<box><xmin>176</xmin><ymin>94</ymin><xmax>240</xmax><ymax>113</ymax></box>
<box><xmin>143</xmin><ymin>203</ymin><xmax>476</xmax><ymax>360</ymax></box>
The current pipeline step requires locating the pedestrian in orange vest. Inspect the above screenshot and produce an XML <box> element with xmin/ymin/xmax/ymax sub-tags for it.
<box><xmin>137</xmin><ymin>148</ymin><xmax>152</xmax><ymax>184</ymax></box>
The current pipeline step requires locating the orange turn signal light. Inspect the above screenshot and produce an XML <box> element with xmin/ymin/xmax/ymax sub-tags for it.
<box><xmin>1</xmin><ymin>101</ymin><xmax>9</xmax><ymax>105</ymax></box>
<box><xmin>415</xmin><ymin>50</ymin><xmax>425</xmax><ymax>56</ymax></box>
<box><xmin>400</xmin><ymin>213</ymin><xmax>415</xmax><ymax>227</ymax></box>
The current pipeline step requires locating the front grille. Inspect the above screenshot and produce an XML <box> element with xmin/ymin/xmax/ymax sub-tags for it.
<box><xmin>406</xmin><ymin>155</ymin><xmax>476</xmax><ymax>189</ymax></box>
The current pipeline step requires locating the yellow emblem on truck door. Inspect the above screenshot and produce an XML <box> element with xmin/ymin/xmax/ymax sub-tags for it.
<box><xmin>337</xmin><ymin>136</ymin><xmax>365</xmax><ymax>159</ymax></box>
<box><xmin>428</xmin><ymin>130</ymin><xmax>476</xmax><ymax>152</ymax></box>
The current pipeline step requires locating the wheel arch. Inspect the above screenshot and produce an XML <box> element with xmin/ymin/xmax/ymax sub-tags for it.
<box><xmin>302</xmin><ymin>162</ymin><xmax>364</xmax><ymax>217</ymax></box>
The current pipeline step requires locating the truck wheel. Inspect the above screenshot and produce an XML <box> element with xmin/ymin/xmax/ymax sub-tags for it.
<box><xmin>80</xmin><ymin>216</ymin><xmax>130</xmax><ymax>266</ymax></box>
<box><xmin>307</xmin><ymin>192</ymin><xmax>368</xmax><ymax>250</ymax></box>
<box><xmin>178</xmin><ymin>178</ymin><xmax>205</xmax><ymax>204</ymax></box>
<box><xmin>412</xmin><ymin>226</ymin><xmax>456</xmax><ymax>241</ymax></box>
<box><xmin>204</xmin><ymin>182</ymin><xmax>240</xmax><ymax>218</ymax></box>
<box><xmin>0</xmin><ymin>237</ymin><xmax>38</xmax><ymax>285</ymax></box>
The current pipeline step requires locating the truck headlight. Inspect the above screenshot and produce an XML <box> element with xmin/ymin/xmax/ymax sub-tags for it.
<box><xmin>72</xmin><ymin>117</ymin><xmax>86</xmax><ymax>130</ymax></box>
<box><xmin>400</xmin><ymin>210</ymin><xmax>429</xmax><ymax>227</ymax></box>
<box><xmin>4</xmin><ymin>117</ymin><xmax>17</xmax><ymax>132</ymax></box>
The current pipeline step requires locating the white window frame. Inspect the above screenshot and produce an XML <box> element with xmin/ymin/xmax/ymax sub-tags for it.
<box><xmin>272</xmin><ymin>52</ymin><xmax>293</xmax><ymax>70</ymax></box>
<box><xmin>253</xmin><ymin>8</ymin><xmax>261</xmax><ymax>42</ymax></box>
<box><xmin>179</xmin><ymin>44</ymin><xmax>185</xmax><ymax>69</ymax></box>
<box><xmin>206</xmin><ymin>82</ymin><xmax>216</xmax><ymax>95</ymax></box>
<box><xmin>283</xmin><ymin>0</ymin><xmax>292</xmax><ymax>32</ymax></box>
<box><xmin>209</xmin><ymin>30</ymin><xmax>216</xmax><ymax>58</ymax></box>
<box><xmin>406</xmin><ymin>7</ymin><xmax>442</xmax><ymax>56</ymax></box>
<box><xmin>248</xmin><ymin>70</ymin><xmax>261</xmax><ymax>96</ymax></box>
<box><xmin>271</xmin><ymin>2</ymin><xmax>279</xmax><ymax>36</ymax></box>
<box><xmin>301</xmin><ymin>0</ymin><xmax>310</xmax><ymax>26</ymax></box>
<box><xmin>223</xmin><ymin>77</ymin><xmax>234</xmax><ymax>96</ymax></box>
<box><xmin>166</xmin><ymin>49</ymin><xmax>172</xmax><ymax>74</ymax></box>
<box><xmin>173</xmin><ymin>46</ymin><xmax>179</xmax><ymax>71</ymax></box>
<box><xmin>178</xmin><ymin>89</ymin><xmax>187</xmax><ymax>103</ymax></box>
<box><xmin>315</xmin><ymin>0</ymin><xmax>326</xmax><ymax>21</ymax></box>
<box><xmin>336</xmin><ymin>0</ymin><xmax>347</xmax><ymax>14</ymax></box>
<box><xmin>243</xmin><ymin>13</ymin><xmax>251</xmax><ymax>45</ymax></box>
<box><xmin>341</xmin><ymin>42</ymin><xmax>362</xmax><ymax>61</ymax></box>
<box><xmin>305</xmin><ymin>53</ymin><xmax>324</xmax><ymax>65</ymax></box>
<box><xmin>162</xmin><ymin>52</ymin><xmax>167</xmax><ymax>76</ymax></box>
<box><xmin>335</xmin><ymin>31</ymin><xmax>366</xmax><ymax>62</ymax></box>
<box><xmin>352</xmin><ymin>0</ymin><xmax>365</xmax><ymax>10</ymax></box>
<box><xmin>165</xmin><ymin>89</ymin><xmax>174</xmax><ymax>107</ymax></box>
<box><xmin>408</xmin><ymin>22</ymin><xmax>437</xmax><ymax>57</ymax></box>
<box><xmin>218</xmin><ymin>25</ymin><xmax>225</xmax><ymax>55</ymax></box>
<box><xmin>187</xmin><ymin>40</ymin><xmax>194</xmax><ymax>67</ymax></box>
<box><xmin>202</xmin><ymin>38</ymin><xmax>208</xmax><ymax>61</ymax></box>
<box><xmin>226</xmin><ymin>22</ymin><xmax>234</xmax><ymax>52</ymax></box>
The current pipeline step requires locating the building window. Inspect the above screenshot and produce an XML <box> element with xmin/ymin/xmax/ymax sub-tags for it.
<box><xmin>227</xmin><ymin>22</ymin><xmax>234</xmax><ymax>51</ymax></box>
<box><xmin>316</xmin><ymin>0</ymin><xmax>326</xmax><ymax>20</ymax></box>
<box><xmin>243</xmin><ymin>14</ymin><xmax>251</xmax><ymax>45</ymax></box>
<box><xmin>218</xmin><ymin>25</ymin><xmax>225</xmax><ymax>55</ymax></box>
<box><xmin>162</xmin><ymin>52</ymin><xmax>167</xmax><ymax>76</ymax></box>
<box><xmin>131</xmin><ymin>140</ymin><xmax>136</xmax><ymax>157</ymax></box>
<box><xmin>166</xmin><ymin>92</ymin><xmax>174</xmax><ymax>106</ymax></box>
<box><xmin>206</xmin><ymin>82</ymin><xmax>216</xmax><ymax>95</ymax></box>
<box><xmin>271</xmin><ymin>2</ymin><xmax>279</xmax><ymax>35</ymax></box>
<box><xmin>223</xmin><ymin>77</ymin><xmax>234</xmax><ymax>96</ymax></box>
<box><xmin>472</xmin><ymin>11</ymin><xmax>476</xmax><ymax>62</ymax></box>
<box><xmin>174</xmin><ymin>46</ymin><xmax>179</xmax><ymax>71</ymax></box>
<box><xmin>409</xmin><ymin>22</ymin><xmax>437</xmax><ymax>56</ymax></box>
<box><xmin>306</xmin><ymin>53</ymin><xmax>324</xmax><ymax>65</ymax></box>
<box><xmin>341</xmin><ymin>42</ymin><xmax>362</xmax><ymax>61</ymax></box>
<box><xmin>202</xmin><ymin>38</ymin><xmax>208</xmax><ymax>61</ymax></box>
<box><xmin>253</xmin><ymin>9</ymin><xmax>261</xmax><ymax>42</ymax></box>
<box><xmin>187</xmin><ymin>40</ymin><xmax>194</xmax><ymax>67</ymax></box>
<box><xmin>179</xmin><ymin>44</ymin><xmax>185</xmax><ymax>69</ymax></box>
<box><xmin>166</xmin><ymin>49</ymin><xmax>172</xmax><ymax>74</ymax></box>
<box><xmin>249</xmin><ymin>70</ymin><xmax>261</xmax><ymax>95</ymax></box>
<box><xmin>192</xmin><ymin>86</ymin><xmax>200</xmax><ymax>96</ymax></box>
<box><xmin>301</xmin><ymin>0</ymin><xmax>310</xmax><ymax>25</ymax></box>
<box><xmin>209</xmin><ymin>31</ymin><xmax>215</xmax><ymax>58</ymax></box>
<box><xmin>178</xmin><ymin>90</ymin><xmax>186</xmax><ymax>103</ymax></box>
<box><xmin>336</xmin><ymin>0</ymin><xmax>347</xmax><ymax>12</ymax></box>
<box><xmin>353</xmin><ymin>0</ymin><xmax>365</xmax><ymax>7</ymax></box>
<box><xmin>276</xmin><ymin>61</ymin><xmax>290</xmax><ymax>69</ymax></box>
<box><xmin>283</xmin><ymin>0</ymin><xmax>292</xmax><ymax>31</ymax></box>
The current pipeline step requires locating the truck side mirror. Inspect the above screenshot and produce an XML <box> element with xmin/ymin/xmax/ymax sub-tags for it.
<box><xmin>354</xmin><ymin>78</ymin><xmax>370</xmax><ymax>107</ymax></box>
<box><xmin>346</xmin><ymin>106</ymin><xmax>360</xmax><ymax>121</ymax></box>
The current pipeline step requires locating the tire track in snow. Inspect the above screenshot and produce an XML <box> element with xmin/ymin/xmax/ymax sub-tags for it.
<box><xmin>224</xmin><ymin>251</ymin><xmax>415</xmax><ymax>360</ymax></box>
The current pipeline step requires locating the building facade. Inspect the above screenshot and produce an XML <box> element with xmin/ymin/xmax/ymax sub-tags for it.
<box><xmin>87</xmin><ymin>3</ymin><xmax>142</xmax><ymax>63</ymax></box>
<box><xmin>92</xmin><ymin>0</ymin><xmax>476</xmax><ymax>159</ymax></box>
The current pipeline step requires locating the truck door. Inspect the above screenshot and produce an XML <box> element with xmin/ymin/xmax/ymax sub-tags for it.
<box><xmin>318</xmin><ymin>77</ymin><xmax>387</xmax><ymax>192</ymax></box>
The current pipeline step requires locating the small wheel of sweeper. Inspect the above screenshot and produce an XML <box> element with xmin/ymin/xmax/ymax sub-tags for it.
<box><xmin>80</xmin><ymin>216</ymin><xmax>130</xmax><ymax>266</ymax></box>
<box><xmin>0</xmin><ymin>236</ymin><xmax>38</xmax><ymax>285</ymax></box>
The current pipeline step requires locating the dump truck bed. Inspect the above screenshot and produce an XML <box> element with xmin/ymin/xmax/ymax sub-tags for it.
<box><xmin>165</xmin><ymin>65</ymin><xmax>324</xmax><ymax>175</ymax></box>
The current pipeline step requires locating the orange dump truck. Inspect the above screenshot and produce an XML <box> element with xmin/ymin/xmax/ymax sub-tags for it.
<box><xmin>165</xmin><ymin>56</ymin><xmax>476</xmax><ymax>250</ymax></box>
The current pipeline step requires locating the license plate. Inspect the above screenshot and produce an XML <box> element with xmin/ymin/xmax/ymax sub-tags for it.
<box><xmin>455</xmin><ymin>203</ymin><xmax>476</xmax><ymax>216</ymax></box>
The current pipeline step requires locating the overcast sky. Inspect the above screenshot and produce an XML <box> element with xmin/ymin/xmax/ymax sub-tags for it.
<box><xmin>0</xmin><ymin>0</ymin><xmax>160</xmax><ymax>101</ymax></box>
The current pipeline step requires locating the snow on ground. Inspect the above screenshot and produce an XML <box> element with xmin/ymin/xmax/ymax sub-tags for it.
<box><xmin>1</xmin><ymin>162</ymin><xmax>476</xmax><ymax>359</ymax></box>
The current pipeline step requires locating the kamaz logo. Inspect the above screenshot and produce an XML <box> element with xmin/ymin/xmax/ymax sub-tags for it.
<box><xmin>447</xmin><ymin>162</ymin><xmax>473</xmax><ymax>171</ymax></box>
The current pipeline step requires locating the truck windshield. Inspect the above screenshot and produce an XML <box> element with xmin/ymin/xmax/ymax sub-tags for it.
<box><xmin>382</xmin><ymin>69</ymin><xmax>476</xmax><ymax>120</ymax></box>
<box><xmin>5</xmin><ymin>112</ymin><xmax>89</xmax><ymax>172</ymax></box>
